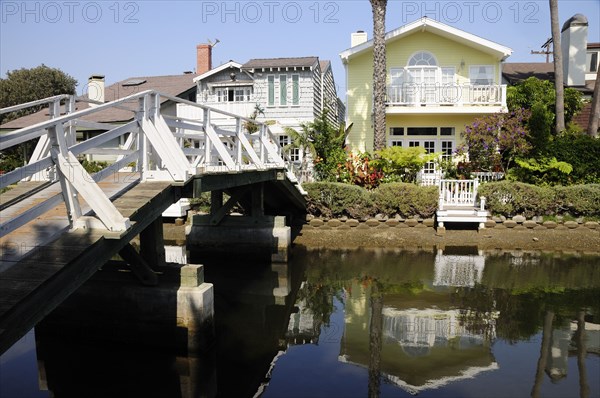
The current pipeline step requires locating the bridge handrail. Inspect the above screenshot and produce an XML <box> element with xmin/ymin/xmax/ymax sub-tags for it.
<box><xmin>1</xmin><ymin>90</ymin><xmax>302</xmax><ymax>236</ymax></box>
<box><xmin>0</xmin><ymin>94</ymin><xmax>71</xmax><ymax>115</ymax></box>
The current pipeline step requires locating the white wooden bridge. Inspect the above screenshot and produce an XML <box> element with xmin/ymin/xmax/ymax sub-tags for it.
<box><xmin>0</xmin><ymin>91</ymin><xmax>306</xmax><ymax>354</ymax></box>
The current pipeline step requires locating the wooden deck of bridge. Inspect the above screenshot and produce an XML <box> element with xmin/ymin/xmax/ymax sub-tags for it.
<box><xmin>0</xmin><ymin>173</ymin><xmax>182</xmax><ymax>353</ymax></box>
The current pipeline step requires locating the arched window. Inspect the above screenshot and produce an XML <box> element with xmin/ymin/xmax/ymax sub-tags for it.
<box><xmin>407</xmin><ymin>51</ymin><xmax>437</xmax><ymax>67</ymax></box>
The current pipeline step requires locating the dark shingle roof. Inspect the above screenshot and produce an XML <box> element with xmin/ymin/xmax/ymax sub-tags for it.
<box><xmin>502</xmin><ymin>62</ymin><xmax>594</xmax><ymax>94</ymax></box>
<box><xmin>242</xmin><ymin>57</ymin><xmax>319</xmax><ymax>70</ymax></box>
<box><xmin>502</xmin><ymin>63</ymin><xmax>554</xmax><ymax>85</ymax></box>
<box><xmin>1</xmin><ymin>73</ymin><xmax>197</xmax><ymax>129</ymax></box>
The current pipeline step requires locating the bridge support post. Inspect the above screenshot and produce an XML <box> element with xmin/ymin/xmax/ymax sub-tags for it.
<box><xmin>188</xmin><ymin>182</ymin><xmax>292</xmax><ymax>262</ymax></box>
<box><xmin>187</xmin><ymin>215</ymin><xmax>291</xmax><ymax>263</ymax></box>
<box><xmin>177</xmin><ymin>265</ymin><xmax>215</xmax><ymax>353</ymax></box>
<box><xmin>140</xmin><ymin>217</ymin><xmax>166</xmax><ymax>268</ymax></box>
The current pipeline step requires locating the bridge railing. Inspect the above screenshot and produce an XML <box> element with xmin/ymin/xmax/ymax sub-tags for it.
<box><xmin>1</xmin><ymin>90</ymin><xmax>298</xmax><ymax>237</ymax></box>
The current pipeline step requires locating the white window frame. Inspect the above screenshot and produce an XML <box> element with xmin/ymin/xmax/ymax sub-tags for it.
<box><xmin>291</xmin><ymin>74</ymin><xmax>300</xmax><ymax>106</ymax></box>
<box><xmin>267</xmin><ymin>75</ymin><xmax>275</xmax><ymax>106</ymax></box>
<box><xmin>469</xmin><ymin>65</ymin><xmax>495</xmax><ymax>85</ymax></box>
<box><xmin>280</xmin><ymin>74</ymin><xmax>288</xmax><ymax>106</ymax></box>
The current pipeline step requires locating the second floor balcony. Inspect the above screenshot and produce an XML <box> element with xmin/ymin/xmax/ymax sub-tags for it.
<box><xmin>386</xmin><ymin>83</ymin><xmax>507</xmax><ymax>114</ymax></box>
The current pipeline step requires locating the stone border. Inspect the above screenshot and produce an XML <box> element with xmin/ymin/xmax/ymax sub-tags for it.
<box><xmin>305</xmin><ymin>216</ymin><xmax>599</xmax><ymax>231</ymax></box>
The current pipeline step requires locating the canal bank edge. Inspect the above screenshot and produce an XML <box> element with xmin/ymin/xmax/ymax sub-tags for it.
<box><xmin>164</xmin><ymin>216</ymin><xmax>600</xmax><ymax>254</ymax></box>
<box><xmin>295</xmin><ymin>217</ymin><xmax>600</xmax><ymax>253</ymax></box>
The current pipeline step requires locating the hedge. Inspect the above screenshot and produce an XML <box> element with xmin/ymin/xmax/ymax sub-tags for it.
<box><xmin>478</xmin><ymin>181</ymin><xmax>556</xmax><ymax>218</ymax></box>
<box><xmin>372</xmin><ymin>183</ymin><xmax>438</xmax><ymax>218</ymax></box>
<box><xmin>303</xmin><ymin>182</ymin><xmax>374</xmax><ymax>219</ymax></box>
<box><xmin>305</xmin><ymin>181</ymin><xmax>600</xmax><ymax>220</ymax></box>
<box><xmin>477</xmin><ymin>182</ymin><xmax>600</xmax><ymax>218</ymax></box>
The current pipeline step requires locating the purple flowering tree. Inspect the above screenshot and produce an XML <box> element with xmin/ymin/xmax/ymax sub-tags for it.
<box><xmin>458</xmin><ymin>108</ymin><xmax>532</xmax><ymax>174</ymax></box>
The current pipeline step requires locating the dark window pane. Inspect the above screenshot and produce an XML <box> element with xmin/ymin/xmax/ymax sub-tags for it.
<box><xmin>407</xmin><ymin>127</ymin><xmax>437</xmax><ymax>136</ymax></box>
<box><xmin>390</xmin><ymin>127</ymin><xmax>404</xmax><ymax>136</ymax></box>
<box><xmin>441</xmin><ymin>127</ymin><xmax>455</xmax><ymax>136</ymax></box>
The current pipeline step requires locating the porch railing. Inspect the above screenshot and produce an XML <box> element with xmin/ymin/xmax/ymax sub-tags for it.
<box><xmin>387</xmin><ymin>84</ymin><xmax>506</xmax><ymax>107</ymax></box>
<box><xmin>438</xmin><ymin>179</ymin><xmax>479</xmax><ymax>209</ymax></box>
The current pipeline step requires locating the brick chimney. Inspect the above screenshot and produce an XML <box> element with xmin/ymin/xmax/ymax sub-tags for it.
<box><xmin>196</xmin><ymin>44</ymin><xmax>212</xmax><ymax>75</ymax></box>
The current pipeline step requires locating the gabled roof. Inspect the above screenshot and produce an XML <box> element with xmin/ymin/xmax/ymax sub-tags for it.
<box><xmin>1</xmin><ymin>73</ymin><xmax>197</xmax><ymax>129</ymax></box>
<box><xmin>193</xmin><ymin>61</ymin><xmax>243</xmax><ymax>83</ymax></box>
<box><xmin>340</xmin><ymin>17</ymin><xmax>512</xmax><ymax>63</ymax></box>
<box><xmin>319</xmin><ymin>60</ymin><xmax>331</xmax><ymax>73</ymax></box>
<box><xmin>242</xmin><ymin>57</ymin><xmax>319</xmax><ymax>70</ymax></box>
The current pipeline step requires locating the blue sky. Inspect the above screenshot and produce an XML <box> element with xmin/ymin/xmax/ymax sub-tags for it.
<box><xmin>1</xmin><ymin>0</ymin><xmax>599</xmax><ymax>97</ymax></box>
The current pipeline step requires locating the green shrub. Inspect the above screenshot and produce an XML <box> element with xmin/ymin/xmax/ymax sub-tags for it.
<box><xmin>554</xmin><ymin>185</ymin><xmax>600</xmax><ymax>217</ymax></box>
<box><xmin>479</xmin><ymin>181</ymin><xmax>556</xmax><ymax>217</ymax></box>
<box><xmin>304</xmin><ymin>182</ymin><xmax>374</xmax><ymax>219</ymax></box>
<box><xmin>372</xmin><ymin>183</ymin><xmax>438</xmax><ymax>218</ymax></box>
<box><xmin>546</xmin><ymin>134</ymin><xmax>600</xmax><ymax>184</ymax></box>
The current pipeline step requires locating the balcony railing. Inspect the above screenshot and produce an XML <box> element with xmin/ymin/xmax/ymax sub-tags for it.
<box><xmin>387</xmin><ymin>84</ymin><xmax>506</xmax><ymax>107</ymax></box>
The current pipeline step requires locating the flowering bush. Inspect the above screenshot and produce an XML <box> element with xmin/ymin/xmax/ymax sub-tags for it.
<box><xmin>457</xmin><ymin>108</ymin><xmax>532</xmax><ymax>174</ymax></box>
<box><xmin>337</xmin><ymin>152</ymin><xmax>384</xmax><ymax>190</ymax></box>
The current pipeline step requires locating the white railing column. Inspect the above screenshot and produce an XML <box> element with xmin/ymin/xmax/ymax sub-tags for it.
<box><xmin>259</xmin><ymin>124</ymin><xmax>266</xmax><ymax>164</ymax></box>
<box><xmin>203</xmin><ymin>108</ymin><xmax>211</xmax><ymax>168</ymax></box>
<box><xmin>137</xmin><ymin>96</ymin><xmax>150</xmax><ymax>180</ymax></box>
<box><xmin>48</xmin><ymin>122</ymin><xmax>82</xmax><ymax>226</ymax></box>
<box><xmin>235</xmin><ymin>118</ymin><xmax>243</xmax><ymax>169</ymax></box>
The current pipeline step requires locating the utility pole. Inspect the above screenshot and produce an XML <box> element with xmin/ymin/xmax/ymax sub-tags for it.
<box><xmin>531</xmin><ymin>38</ymin><xmax>553</xmax><ymax>63</ymax></box>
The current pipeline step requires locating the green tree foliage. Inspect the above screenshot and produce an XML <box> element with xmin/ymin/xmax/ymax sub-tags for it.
<box><xmin>373</xmin><ymin>146</ymin><xmax>439</xmax><ymax>183</ymax></box>
<box><xmin>457</xmin><ymin>108</ymin><xmax>532</xmax><ymax>174</ymax></box>
<box><xmin>546</xmin><ymin>132</ymin><xmax>600</xmax><ymax>184</ymax></box>
<box><xmin>311</xmin><ymin>110</ymin><xmax>347</xmax><ymax>181</ymax></box>
<box><xmin>0</xmin><ymin>64</ymin><xmax>77</xmax><ymax>124</ymax></box>
<box><xmin>1</xmin><ymin>65</ymin><xmax>77</xmax><ymax>173</ymax></box>
<box><xmin>509</xmin><ymin>157</ymin><xmax>572</xmax><ymax>186</ymax></box>
<box><xmin>243</xmin><ymin>103</ymin><xmax>264</xmax><ymax>134</ymax></box>
<box><xmin>283</xmin><ymin>124</ymin><xmax>316</xmax><ymax>182</ymax></box>
<box><xmin>506</xmin><ymin>77</ymin><xmax>582</xmax><ymax>127</ymax></box>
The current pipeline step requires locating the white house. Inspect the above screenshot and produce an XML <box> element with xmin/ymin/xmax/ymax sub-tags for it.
<box><xmin>183</xmin><ymin>45</ymin><xmax>345</xmax><ymax>168</ymax></box>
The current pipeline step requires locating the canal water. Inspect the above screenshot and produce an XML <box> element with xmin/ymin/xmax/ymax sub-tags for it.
<box><xmin>1</xmin><ymin>246</ymin><xmax>599</xmax><ymax>398</ymax></box>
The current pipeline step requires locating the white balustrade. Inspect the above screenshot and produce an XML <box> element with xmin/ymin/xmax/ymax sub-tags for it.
<box><xmin>387</xmin><ymin>83</ymin><xmax>506</xmax><ymax>107</ymax></box>
<box><xmin>1</xmin><ymin>90</ymin><xmax>299</xmax><ymax>236</ymax></box>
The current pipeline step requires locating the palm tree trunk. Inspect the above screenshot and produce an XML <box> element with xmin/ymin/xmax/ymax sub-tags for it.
<box><xmin>549</xmin><ymin>0</ymin><xmax>566</xmax><ymax>133</ymax></box>
<box><xmin>531</xmin><ymin>310</ymin><xmax>554</xmax><ymax>398</ymax></box>
<box><xmin>576</xmin><ymin>311</ymin><xmax>590</xmax><ymax>398</ymax></box>
<box><xmin>370</xmin><ymin>0</ymin><xmax>388</xmax><ymax>152</ymax></box>
<box><xmin>368</xmin><ymin>282</ymin><xmax>383</xmax><ymax>398</ymax></box>
<box><xmin>587</xmin><ymin>68</ymin><xmax>600</xmax><ymax>137</ymax></box>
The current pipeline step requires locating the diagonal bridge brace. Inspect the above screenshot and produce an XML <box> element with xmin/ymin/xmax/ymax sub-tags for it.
<box><xmin>54</xmin><ymin>150</ymin><xmax>131</xmax><ymax>234</ymax></box>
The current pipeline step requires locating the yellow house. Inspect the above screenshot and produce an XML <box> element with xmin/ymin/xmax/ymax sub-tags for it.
<box><xmin>339</xmin><ymin>17</ymin><xmax>512</xmax><ymax>175</ymax></box>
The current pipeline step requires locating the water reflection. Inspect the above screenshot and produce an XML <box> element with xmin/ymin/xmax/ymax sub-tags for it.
<box><xmin>261</xmin><ymin>248</ymin><xmax>600</xmax><ymax>398</ymax></box>
<box><xmin>1</xmin><ymin>247</ymin><xmax>599</xmax><ymax>397</ymax></box>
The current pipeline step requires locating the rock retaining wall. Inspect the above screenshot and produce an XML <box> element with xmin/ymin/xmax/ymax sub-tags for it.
<box><xmin>304</xmin><ymin>216</ymin><xmax>600</xmax><ymax>231</ymax></box>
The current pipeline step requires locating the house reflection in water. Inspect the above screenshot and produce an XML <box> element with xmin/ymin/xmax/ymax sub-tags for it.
<box><xmin>433</xmin><ymin>247</ymin><xmax>486</xmax><ymax>287</ymax></box>
<box><xmin>340</xmin><ymin>247</ymin><xmax>499</xmax><ymax>395</ymax></box>
<box><xmin>286</xmin><ymin>282</ymin><xmax>322</xmax><ymax>345</ymax></box>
